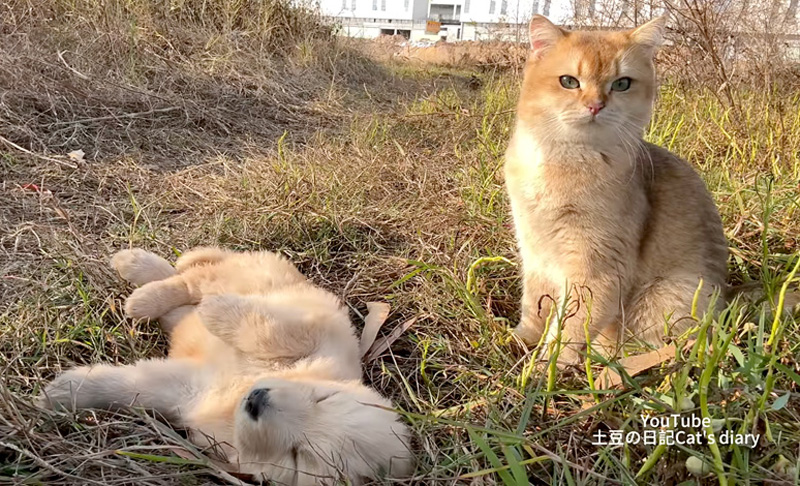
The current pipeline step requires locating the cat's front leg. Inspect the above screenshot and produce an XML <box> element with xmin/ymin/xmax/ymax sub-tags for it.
<box><xmin>515</xmin><ymin>272</ymin><xmax>558</xmax><ymax>346</ymax></box>
<box><xmin>545</xmin><ymin>275</ymin><xmax>624</xmax><ymax>365</ymax></box>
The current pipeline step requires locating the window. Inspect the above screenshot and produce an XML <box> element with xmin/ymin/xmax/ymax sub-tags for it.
<box><xmin>372</xmin><ymin>0</ymin><xmax>377</xmax><ymax>10</ymax></box>
<box><xmin>352</xmin><ymin>0</ymin><xmax>356</xmax><ymax>9</ymax></box>
<box><xmin>501</xmin><ymin>0</ymin><xmax>507</xmax><ymax>14</ymax></box>
<box><xmin>489</xmin><ymin>0</ymin><xmax>496</xmax><ymax>14</ymax></box>
<box><xmin>404</xmin><ymin>0</ymin><xmax>409</xmax><ymax>10</ymax></box>
<box><xmin>381</xmin><ymin>0</ymin><xmax>386</xmax><ymax>10</ymax></box>
<box><xmin>464</xmin><ymin>0</ymin><xmax>470</xmax><ymax>13</ymax></box>
<box><xmin>342</xmin><ymin>0</ymin><xmax>347</xmax><ymax>9</ymax></box>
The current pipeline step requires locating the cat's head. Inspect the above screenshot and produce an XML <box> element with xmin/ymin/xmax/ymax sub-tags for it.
<box><xmin>516</xmin><ymin>15</ymin><xmax>667</xmax><ymax>146</ymax></box>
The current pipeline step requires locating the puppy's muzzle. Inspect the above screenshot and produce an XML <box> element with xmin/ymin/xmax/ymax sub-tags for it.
<box><xmin>244</xmin><ymin>388</ymin><xmax>271</xmax><ymax>420</ymax></box>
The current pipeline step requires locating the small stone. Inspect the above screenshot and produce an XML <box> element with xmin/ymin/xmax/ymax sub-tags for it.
<box><xmin>686</xmin><ymin>456</ymin><xmax>712</xmax><ymax>476</ymax></box>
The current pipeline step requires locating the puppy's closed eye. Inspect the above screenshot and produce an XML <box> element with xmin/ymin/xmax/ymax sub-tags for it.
<box><xmin>315</xmin><ymin>392</ymin><xmax>339</xmax><ymax>404</ymax></box>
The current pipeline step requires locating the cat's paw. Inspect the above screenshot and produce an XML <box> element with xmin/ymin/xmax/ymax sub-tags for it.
<box><xmin>513</xmin><ymin>324</ymin><xmax>543</xmax><ymax>347</ymax></box>
<box><xmin>112</xmin><ymin>249</ymin><xmax>175</xmax><ymax>286</ymax></box>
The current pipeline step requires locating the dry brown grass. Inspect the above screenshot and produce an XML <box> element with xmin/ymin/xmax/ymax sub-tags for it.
<box><xmin>0</xmin><ymin>0</ymin><xmax>394</xmax><ymax>170</ymax></box>
<box><xmin>360</xmin><ymin>37</ymin><xmax>527</xmax><ymax>72</ymax></box>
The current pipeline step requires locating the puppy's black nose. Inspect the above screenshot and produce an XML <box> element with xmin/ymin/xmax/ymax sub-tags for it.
<box><xmin>244</xmin><ymin>388</ymin><xmax>271</xmax><ymax>420</ymax></box>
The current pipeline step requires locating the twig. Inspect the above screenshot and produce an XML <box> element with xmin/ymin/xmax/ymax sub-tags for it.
<box><xmin>400</xmin><ymin>109</ymin><xmax>515</xmax><ymax>119</ymax></box>
<box><xmin>57</xmin><ymin>50</ymin><xmax>90</xmax><ymax>80</ymax></box>
<box><xmin>51</xmin><ymin>107</ymin><xmax>182</xmax><ymax>127</ymax></box>
<box><xmin>0</xmin><ymin>134</ymin><xmax>78</xmax><ymax>169</ymax></box>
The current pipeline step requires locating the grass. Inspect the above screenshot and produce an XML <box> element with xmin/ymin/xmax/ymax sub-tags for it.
<box><xmin>2</xmin><ymin>2</ymin><xmax>800</xmax><ymax>484</ymax></box>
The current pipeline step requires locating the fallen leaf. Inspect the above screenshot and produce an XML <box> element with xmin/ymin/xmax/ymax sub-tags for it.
<box><xmin>359</xmin><ymin>302</ymin><xmax>390</xmax><ymax>357</ymax></box>
<box><xmin>364</xmin><ymin>315</ymin><xmax>419</xmax><ymax>363</ymax></box>
<box><xmin>67</xmin><ymin>149</ymin><xmax>85</xmax><ymax>162</ymax></box>
<box><xmin>598</xmin><ymin>340</ymin><xmax>695</xmax><ymax>389</ymax></box>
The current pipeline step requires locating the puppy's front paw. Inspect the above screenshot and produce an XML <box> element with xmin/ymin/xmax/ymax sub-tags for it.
<box><xmin>196</xmin><ymin>295</ymin><xmax>248</xmax><ymax>339</ymax></box>
<box><xmin>112</xmin><ymin>249</ymin><xmax>175</xmax><ymax>287</ymax></box>
<box><xmin>124</xmin><ymin>286</ymin><xmax>162</xmax><ymax>320</ymax></box>
<box><xmin>125</xmin><ymin>287</ymin><xmax>153</xmax><ymax>319</ymax></box>
<box><xmin>39</xmin><ymin>367</ymin><xmax>92</xmax><ymax>410</ymax></box>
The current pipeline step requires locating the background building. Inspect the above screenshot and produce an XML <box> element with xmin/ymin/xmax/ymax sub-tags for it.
<box><xmin>311</xmin><ymin>0</ymin><xmax>798</xmax><ymax>46</ymax></box>
<box><xmin>313</xmin><ymin>0</ymin><xmax>572</xmax><ymax>41</ymax></box>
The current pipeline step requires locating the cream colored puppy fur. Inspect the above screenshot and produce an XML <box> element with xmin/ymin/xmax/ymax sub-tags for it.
<box><xmin>505</xmin><ymin>16</ymin><xmax>728</xmax><ymax>363</ymax></box>
<box><xmin>42</xmin><ymin>247</ymin><xmax>413</xmax><ymax>485</ymax></box>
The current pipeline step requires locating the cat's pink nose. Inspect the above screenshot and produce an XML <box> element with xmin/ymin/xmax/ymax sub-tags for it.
<box><xmin>586</xmin><ymin>101</ymin><xmax>605</xmax><ymax>115</ymax></box>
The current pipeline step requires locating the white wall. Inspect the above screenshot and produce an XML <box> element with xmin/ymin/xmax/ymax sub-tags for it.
<box><xmin>316</xmin><ymin>0</ymin><xmax>429</xmax><ymax>21</ymax></box>
<box><xmin>312</xmin><ymin>0</ymin><xmax>579</xmax><ymax>41</ymax></box>
<box><xmin>316</xmin><ymin>0</ymin><xmax>573</xmax><ymax>24</ymax></box>
<box><xmin>460</xmin><ymin>0</ymin><xmax>572</xmax><ymax>24</ymax></box>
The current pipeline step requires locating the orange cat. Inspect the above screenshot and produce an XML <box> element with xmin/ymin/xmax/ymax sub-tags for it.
<box><xmin>505</xmin><ymin>16</ymin><xmax>728</xmax><ymax>364</ymax></box>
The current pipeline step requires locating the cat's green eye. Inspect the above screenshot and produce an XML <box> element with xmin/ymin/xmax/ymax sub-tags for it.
<box><xmin>611</xmin><ymin>77</ymin><xmax>632</xmax><ymax>91</ymax></box>
<box><xmin>559</xmin><ymin>75</ymin><xmax>580</xmax><ymax>89</ymax></box>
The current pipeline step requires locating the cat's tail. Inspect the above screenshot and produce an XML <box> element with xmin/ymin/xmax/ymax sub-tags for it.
<box><xmin>112</xmin><ymin>249</ymin><xmax>176</xmax><ymax>287</ymax></box>
<box><xmin>728</xmin><ymin>281</ymin><xmax>800</xmax><ymax>315</ymax></box>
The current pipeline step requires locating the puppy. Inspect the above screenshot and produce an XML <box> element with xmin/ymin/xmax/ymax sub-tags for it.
<box><xmin>41</xmin><ymin>247</ymin><xmax>413</xmax><ymax>485</ymax></box>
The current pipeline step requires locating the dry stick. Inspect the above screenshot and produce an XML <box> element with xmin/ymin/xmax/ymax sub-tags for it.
<box><xmin>50</xmin><ymin>107</ymin><xmax>182</xmax><ymax>126</ymax></box>
<box><xmin>400</xmin><ymin>109</ymin><xmax>515</xmax><ymax>119</ymax></box>
<box><xmin>0</xmin><ymin>134</ymin><xmax>77</xmax><ymax>169</ymax></box>
<box><xmin>57</xmin><ymin>50</ymin><xmax>90</xmax><ymax>80</ymax></box>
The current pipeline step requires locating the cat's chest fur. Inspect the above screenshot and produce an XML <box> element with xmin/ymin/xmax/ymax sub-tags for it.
<box><xmin>505</xmin><ymin>135</ymin><xmax>648</xmax><ymax>280</ymax></box>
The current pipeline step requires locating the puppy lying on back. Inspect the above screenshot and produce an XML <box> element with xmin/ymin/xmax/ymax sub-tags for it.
<box><xmin>42</xmin><ymin>247</ymin><xmax>413</xmax><ymax>485</ymax></box>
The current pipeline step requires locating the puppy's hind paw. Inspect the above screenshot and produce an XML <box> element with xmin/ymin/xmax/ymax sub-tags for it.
<box><xmin>112</xmin><ymin>249</ymin><xmax>175</xmax><ymax>286</ymax></box>
<box><xmin>124</xmin><ymin>278</ymin><xmax>191</xmax><ymax>320</ymax></box>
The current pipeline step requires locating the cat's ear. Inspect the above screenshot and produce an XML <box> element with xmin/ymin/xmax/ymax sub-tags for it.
<box><xmin>629</xmin><ymin>15</ymin><xmax>668</xmax><ymax>49</ymax></box>
<box><xmin>528</xmin><ymin>15</ymin><xmax>565</xmax><ymax>59</ymax></box>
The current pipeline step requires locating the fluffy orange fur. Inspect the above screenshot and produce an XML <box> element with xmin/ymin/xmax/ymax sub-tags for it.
<box><xmin>505</xmin><ymin>16</ymin><xmax>728</xmax><ymax>363</ymax></box>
